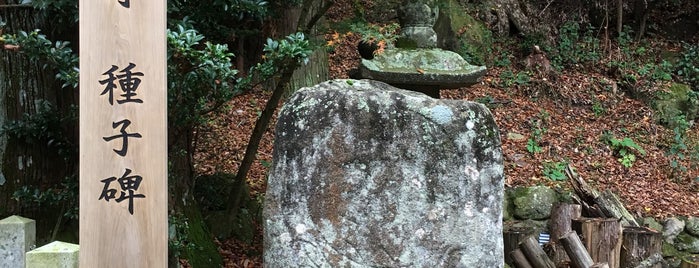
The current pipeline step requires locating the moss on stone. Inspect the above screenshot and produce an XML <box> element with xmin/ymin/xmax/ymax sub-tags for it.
<box><xmin>434</xmin><ymin>0</ymin><xmax>493</xmax><ymax>66</ymax></box>
<box><xmin>182</xmin><ymin>200</ymin><xmax>223</xmax><ymax>268</ymax></box>
<box><xmin>511</xmin><ymin>186</ymin><xmax>557</xmax><ymax>220</ymax></box>
<box><xmin>653</xmin><ymin>83</ymin><xmax>699</xmax><ymax>127</ymax></box>
<box><xmin>676</xmin><ymin>232</ymin><xmax>699</xmax><ymax>253</ymax></box>
<box><xmin>663</xmin><ymin>241</ymin><xmax>682</xmax><ymax>257</ymax></box>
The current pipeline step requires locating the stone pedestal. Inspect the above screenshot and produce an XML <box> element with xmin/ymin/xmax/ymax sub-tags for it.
<box><xmin>0</xmin><ymin>215</ymin><xmax>36</xmax><ymax>268</ymax></box>
<box><xmin>398</xmin><ymin>0</ymin><xmax>439</xmax><ymax>48</ymax></box>
<box><xmin>25</xmin><ymin>241</ymin><xmax>79</xmax><ymax>268</ymax></box>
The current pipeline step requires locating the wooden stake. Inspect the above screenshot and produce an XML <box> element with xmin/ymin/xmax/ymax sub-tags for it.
<box><xmin>504</xmin><ymin>226</ymin><xmax>535</xmax><ymax>266</ymax></box>
<box><xmin>566</xmin><ymin>164</ymin><xmax>638</xmax><ymax>227</ymax></box>
<box><xmin>520</xmin><ymin>236</ymin><xmax>555</xmax><ymax>268</ymax></box>
<box><xmin>549</xmin><ymin>203</ymin><xmax>581</xmax><ymax>266</ymax></box>
<box><xmin>79</xmin><ymin>0</ymin><xmax>167</xmax><ymax>267</ymax></box>
<box><xmin>511</xmin><ymin>248</ymin><xmax>534</xmax><ymax>268</ymax></box>
<box><xmin>560</xmin><ymin>231</ymin><xmax>594</xmax><ymax>268</ymax></box>
<box><xmin>620</xmin><ymin>227</ymin><xmax>662</xmax><ymax>268</ymax></box>
<box><xmin>572</xmin><ymin>218</ymin><xmax>623</xmax><ymax>268</ymax></box>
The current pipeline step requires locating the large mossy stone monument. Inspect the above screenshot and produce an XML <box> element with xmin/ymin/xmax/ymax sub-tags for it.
<box><xmin>264</xmin><ymin>79</ymin><xmax>504</xmax><ymax>267</ymax></box>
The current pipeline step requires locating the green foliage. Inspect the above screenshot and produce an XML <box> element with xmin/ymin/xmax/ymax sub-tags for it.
<box><xmin>350</xmin><ymin>22</ymin><xmax>400</xmax><ymax>47</ymax></box>
<box><xmin>526</xmin><ymin>138</ymin><xmax>542</xmax><ymax>154</ymax></box>
<box><xmin>592</xmin><ymin>99</ymin><xmax>605</xmax><ymax>117</ymax></box>
<box><xmin>499</xmin><ymin>70</ymin><xmax>530</xmax><ymax>88</ymax></box>
<box><xmin>543</xmin><ymin>161</ymin><xmax>567</xmax><ymax>181</ymax></box>
<box><xmin>475</xmin><ymin>95</ymin><xmax>503</xmax><ymax>109</ymax></box>
<box><xmin>1</xmin><ymin>102</ymin><xmax>76</xmax><ymax>161</ymax></box>
<box><xmin>557</xmin><ymin>21</ymin><xmax>579</xmax><ymax>62</ymax></box>
<box><xmin>261</xmin><ymin>32</ymin><xmax>313</xmax><ymax>66</ymax></box>
<box><xmin>667</xmin><ymin>115</ymin><xmax>689</xmax><ymax>177</ymax></box>
<box><xmin>493</xmin><ymin>51</ymin><xmax>512</xmax><ymax>67</ymax></box>
<box><xmin>665</xmin><ymin>115</ymin><xmax>699</xmax><ymax>181</ymax></box>
<box><xmin>167</xmin><ymin>23</ymin><xmax>241</xmax><ymax>127</ymax></box>
<box><xmin>12</xmin><ymin>175</ymin><xmax>78</xmax><ymax>219</ymax></box>
<box><xmin>603</xmin><ymin>133</ymin><xmax>646</xmax><ymax>168</ymax></box>
<box><xmin>499</xmin><ymin>70</ymin><xmax>515</xmax><ymax>87</ymax></box>
<box><xmin>1</xmin><ymin>30</ymin><xmax>79</xmax><ymax>88</ymax></box>
<box><xmin>550</xmin><ymin>21</ymin><xmax>600</xmax><ymax>69</ymax></box>
<box><xmin>597</xmin><ymin>27</ymin><xmax>677</xmax><ymax>94</ymax></box>
<box><xmin>617</xmin><ymin>26</ymin><xmax>635</xmax><ymax>57</ymax></box>
<box><xmin>526</xmin><ymin>110</ymin><xmax>549</xmax><ymax>155</ymax></box>
<box><xmin>168</xmin><ymin>212</ymin><xmax>197</xmax><ymax>259</ymax></box>
<box><xmin>29</xmin><ymin>0</ymin><xmax>78</xmax><ymax>24</ymax></box>
<box><xmin>168</xmin><ymin>0</ymin><xmax>270</xmax><ymax>41</ymax></box>
<box><xmin>676</xmin><ymin>42</ymin><xmax>699</xmax><ymax>88</ymax></box>
<box><xmin>637</xmin><ymin>61</ymin><xmax>673</xmax><ymax>81</ymax></box>
<box><xmin>167</xmin><ymin>22</ymin><xmax>311</xmax><ymax>129</ymax></box>
<box><xmin>515</xmin><ymin>71</ymin><xmax>531</xmax><ymax>85</ymax></box>
<box><xmin>194</xmin><ymin>173</ymin><xmax>236</xmax><ymax>212</ymax></box>
<box><xmin>548</xmin><ymin>21</ymin><xmax>681</xmax><ymax>86</ymax></box>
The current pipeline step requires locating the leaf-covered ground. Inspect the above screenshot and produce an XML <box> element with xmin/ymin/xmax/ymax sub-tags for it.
<box><xmin>191</xmin><ymin>1</ymin><xmax>699</xmax><ymax>266</ymax></box>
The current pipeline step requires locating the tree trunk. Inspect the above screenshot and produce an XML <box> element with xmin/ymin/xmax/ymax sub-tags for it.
<box><xmin>617</xmin><ymin>0</ymin><xmax>624</xmax><ymax>36</ymax></box>
<box><xmin>0</xmin><ymin>5</ymin><xmax>75</xmax><ymax>240</ymax></box>
<box><xmin>504</xmin><ymin>226</ymin><xmax>535</xmax><ymax>266</ymax></box>
<box><xmin>481</xmin><ymin>0</ymin><xmax>551</xmax><ymax>38</ymax></box>
<box><xmin>620</xmin><ymin>227</ymin><xmax>662</xmax><ymax>268</ymax></box>
<box><xmin>273</xmin><ymin>0</ymin><xmax>329</xmax><ymax>98</ymax></box>
<box><xmin>511</xmin><ymin>248</ymin><xmax>534</xmax><ymax>268</ymax></box>
<box><xmin>633</xmin><ymin>0</ymin><xmax>649</xmax><ymax>40</ymax></box>
<box><xmin>224</xmin><ymin>0</ymin><xmax>333</xmax><ymax>238</ymax></box>
<box><xmin>549</xmin><ymin>203</ymin><xmax>582</xmax><ymax>266</ymax></box>
<box><xmin>169</xmin><ymin>129</ymin><xmax>223</xmax><ymax>268</ymax></box>
<box><xmin>520</xmin><ymin>236</ymin><xmax>556</xmax><ymax>268</ymax></box>
<box><xmin>572</xmin><ymin>217</ymin><xmax>623</xmax><ymax>268</ymax></box>
<box><xmin>560</xmin><ymin>231</ymin><xmax>594</xmax><ymax>268</ymax></box>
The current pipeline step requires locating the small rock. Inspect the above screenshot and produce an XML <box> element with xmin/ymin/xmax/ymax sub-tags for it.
<box><xmin>512</xmin><ymin>186</ymin><xmax>557</xmax><ymax>220</ymax></box>
<box><xmin>685</xmin><ymin>217</ymin><xmax>699</xmax><ymax>236</ymax></box>
<box><xmin>642</xmin><ymin>217</ymin><xmax>663</xmax><ymax>232</ymax></box>
<box><xmin>675</xmin><ymin>232</ymin><xmax>699</xmax><ymax>253</ymax></box>
<box><xmin>663</xmin><ymin>217</ymin><xmax>685</xmax><ymax>244</ymax></box>
<box><xmin>503</xmin><ymin>190</ymin><xmax>513</xmax><ymax>221</ymax></box>
<box><xmin>507</xmin><ymin>132</ymin><xmax>526</xmax><ymax>141</ymax></box>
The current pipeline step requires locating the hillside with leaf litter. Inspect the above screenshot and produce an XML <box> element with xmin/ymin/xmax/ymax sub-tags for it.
<box><xmin>191</xmin><ymin>0</ymin><xmax>699</xmax><ymax>266</ymax></box>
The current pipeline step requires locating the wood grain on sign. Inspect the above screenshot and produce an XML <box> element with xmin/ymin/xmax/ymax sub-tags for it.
<box><xmin>79</xmin><ymin>0</ymin><xmax>167</xmax><ymax>267</ymax></box>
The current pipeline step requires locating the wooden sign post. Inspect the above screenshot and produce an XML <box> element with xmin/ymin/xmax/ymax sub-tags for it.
<box><xmin>79</xmin><ymin>0</ymin><xmax>167</xmax><ymax>267</ymax></box>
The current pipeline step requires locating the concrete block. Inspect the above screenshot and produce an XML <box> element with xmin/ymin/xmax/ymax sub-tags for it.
<box><xmin>25</xmin><ymin>241</ymin><xmax>79</xmax><ymax>268</ymax></box>
<box><xmin>0</xmin><ymin>215</ymin><xmax>36</xmax><ymax>268</ymax></box>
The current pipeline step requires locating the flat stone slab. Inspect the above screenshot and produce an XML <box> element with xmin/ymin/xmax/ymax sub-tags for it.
<box><xmin>25</xmin><ymin>241</ymin><xmax>79</xmax><ymax>268</ymax></box>
<box><xmin>359</xmin><ymin>48</ymin><xmax>486</xmax><ymax>89</ymax></box>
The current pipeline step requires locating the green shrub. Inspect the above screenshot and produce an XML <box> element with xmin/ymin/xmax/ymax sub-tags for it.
<box><xmin>543</xmin><ymin>161</ymin><xmax>567</xmax><ymax>181</ymax></box>
<box><xmin>526</xmin><ymin>111</ymin><xmax>549</xmax><ymax>155</ymax></box>
<box><xmin>665</xmin><ymin>115</ymin><xmax>699</xmax><ymax>181</ymax></box>
<box><xmin>527</xmin><ymin>138</ymin><xmax>542</xmax><ymax>154</ymax></box>
<box><xmin>676</xmin><ymin>42</ymin><xmax>699</xmax><ymax>88</ymax></box>
<box><xmin>1</xmin><ymin>30</ymin><xmax>79</xmax><ymax>88</ymax></box>
<box><xmin>603</xmin><ymin>134</ymin><xmax>646</xmax><ymax>168</ymax></box>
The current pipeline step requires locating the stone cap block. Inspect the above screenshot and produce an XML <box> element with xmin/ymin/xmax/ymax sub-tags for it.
<box><xmin>25</xmin><ymin>241</ymin><xmax>79</xmax><ymax>268</ymax></box>
<box><xmin>0</xmin><ymin>215</ymin><xmax>36</xmax><ymax>267</ymax></box>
